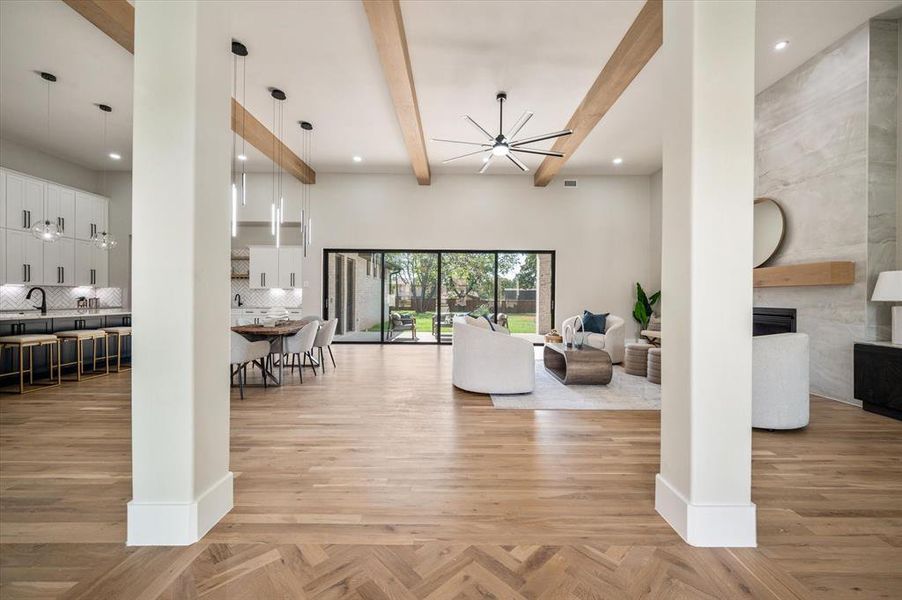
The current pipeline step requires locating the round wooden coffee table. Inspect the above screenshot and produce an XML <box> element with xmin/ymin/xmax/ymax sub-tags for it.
<box><xmin>543</xmin><ymin>343</ymin><xmax>613</xmax><ymax>385</ymax></box>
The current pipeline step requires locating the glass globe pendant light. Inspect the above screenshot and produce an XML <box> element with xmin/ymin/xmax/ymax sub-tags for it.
<box><xmin>92</xmin><ymin>231</ymin><xmax>118</xmax><ymax>250</ymax></box>
<box><xmin>33</xmin><ymin>72</ymin><xmax>61</xmax><ymax>244</ymax></box>
<box><xmin>32</xmin><ymin>219</ymin><xmax>61</xmax><ymax>243</ymax></box>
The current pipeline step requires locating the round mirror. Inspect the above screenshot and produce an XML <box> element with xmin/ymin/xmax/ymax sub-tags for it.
<box><xmin>753</xmin><ymin>197</ymin><xmax>785</xmax><ymax>268</ymax></box>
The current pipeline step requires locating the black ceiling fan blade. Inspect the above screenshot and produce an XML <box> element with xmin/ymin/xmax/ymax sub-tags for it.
<box><xmin>510</xmin><ymin>147</ymin><xmax>565</xmax><ymax>158</ymax></box>
<box><xmin>505</xmin><ymin>111</ymin><xmax>533</xmax><ymax>140</ymax></box>
<box><xmin>442</xmin><ymin>148</ymin><xmax>491</xmax><ymax>164</ymax></box>
<box><xmin>479</xmin><ymin>154</ymin><xmax>494</xmax><ymax>174</ymax></box>
<box><xmin>432</xmin><ymin>138</ymin><xmax>492</xmax><ymax>147</ymax></box>
<box><xmin>510</xmin><ymin>129</ymin><xmax>572</xmax><ymax>147</ymax></box>
<box><xmin>506</xmin><ymin>153</ymin><xmax>529</xmax><ymax>172</ymax></box>
<box><xmin>463</xmin><ymin>115</ymin><xmax>495</xmax><ymax>141</ymax></box>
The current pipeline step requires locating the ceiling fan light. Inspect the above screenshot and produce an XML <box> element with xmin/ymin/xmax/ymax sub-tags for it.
<box><xmin>492</xmin><ymin>144</ymin><xmax>509</xmax><ymax>157</ymax></box>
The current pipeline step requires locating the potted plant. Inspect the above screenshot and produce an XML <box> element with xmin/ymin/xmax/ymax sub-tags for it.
<box><xmin>632</xmin><ymin>283</ymin><xmax>660</xmax><ymax>332</ymax></box>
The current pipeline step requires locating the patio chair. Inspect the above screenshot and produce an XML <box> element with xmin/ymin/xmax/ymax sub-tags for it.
<box><xmin>388</xmin><ymin>312</ymin><xmax>417</xmax><ymax>341</ymax></box>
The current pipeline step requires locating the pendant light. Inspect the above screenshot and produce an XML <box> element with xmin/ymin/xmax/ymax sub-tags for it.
<box><xmin>92</xmin><ymin>104</ymin><xmax>117</xmax><ymax>251</ymax></box>
<box><xmin>270</xmin><ymin>88</ymin><xmax>286</xmax><ymax>247</ymax></box>
<box><xmin>231</xmin><ymin>40</ymin><xmax>248</xmax><ymax>237</ymax></box>
<box><xmin>92</xmin><ymin>231</ymin><xmax>118</xmax><ymax>250</ymax></box>
<box><xmin>33</xmin><ymin>72</ymin><xmax>62</xmax><ymax>243</ymax></box>
<box><xmin>299</xmin><ymin>121</ymin><xmax>314</xmax><ymax>257</ymax></box>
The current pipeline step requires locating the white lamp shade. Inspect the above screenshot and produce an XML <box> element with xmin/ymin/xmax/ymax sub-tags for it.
<box><xmin>872</xmin><ymin>270</ymin><xmax>902</xmax><ymax>302</ymax></box>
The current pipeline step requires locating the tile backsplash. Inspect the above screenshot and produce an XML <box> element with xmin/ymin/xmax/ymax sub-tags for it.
<box><xmin>230</xmin><ymin>279</ymin><xmax>303</xmax><ymax>308</ymax></box>
<box><xmin>0</xmin><ymin>286</ymin><xmax>123</xmax><ymax>311</ymax></box>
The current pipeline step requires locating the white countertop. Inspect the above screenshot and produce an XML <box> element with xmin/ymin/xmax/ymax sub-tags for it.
<box><xmin>0</xmin><ymin>308</ymin><xmax>131</xmax><ymax>322</ymax></box>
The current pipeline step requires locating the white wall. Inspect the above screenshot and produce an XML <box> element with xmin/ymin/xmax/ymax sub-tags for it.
<box><xmin>0</xmin><ymin>137</ymin><xmax>102</xmax><ymax>194</ymax></box>
<box><xmin>649</xmin><ymin>169</ymin><xmax>663</xmax><ymax>293</ymax></box>
<box><xmin>102</xmin><ymin>172</ymin><xmax>132</xmax><ymax>307</ymax></box>
<box><xmin>234</xmin><ymin>173</ymin><xmax>657</xmax><ymax>339</ymax></box>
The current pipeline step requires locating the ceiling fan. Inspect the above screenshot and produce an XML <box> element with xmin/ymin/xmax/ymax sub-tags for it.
<box><xmin>433</xmin><ymin>92</ymin><xmax>572</xmax><ymax>173</ymax></box>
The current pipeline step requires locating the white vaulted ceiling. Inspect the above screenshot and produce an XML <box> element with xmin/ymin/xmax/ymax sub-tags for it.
<box><xmin>1</xmin><ymin>0</ymin><xmax>900</xmax><ymax>178</ymax></box>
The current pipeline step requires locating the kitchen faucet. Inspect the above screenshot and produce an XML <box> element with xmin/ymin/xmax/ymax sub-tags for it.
<box><xmin>234</xmin><ymin>293</ymin><xmax>244</xmax><ymax>307</ymax></box>
<box><xmin>26</xmin><ymin>287</ymin><xmax>47</xmax><ymax>316</ymax></box>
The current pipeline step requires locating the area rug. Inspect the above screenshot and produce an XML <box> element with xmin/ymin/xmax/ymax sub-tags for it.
<box><xmin>491</xmin><ymin>357</ymin><xmax>661</xmax><ymax>411</ymax></box>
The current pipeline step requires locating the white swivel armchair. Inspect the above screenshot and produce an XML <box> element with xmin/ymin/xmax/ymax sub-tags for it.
<box><xmin>753</xmin><ymin>332</ymin><xmax>810</xmax><ymax>430</ymax></box>
<box><xmin>561</xmin><ymin>314</ymin><xmax>625</xmax><ymax>364</ymax></box>
<box><xmin>230</xmin><ymin>331</ymin><xmax>271</xmax><ymax>399</ymax></box>
<box><xmin>452</xmin><ymin>319</ymin><xmax>535</xmax><ymax>394</ymax></box>
<box><xmin>284</xmin><ymin>321</ymin><xmax>320</xmax><ymax>382</ymax></box>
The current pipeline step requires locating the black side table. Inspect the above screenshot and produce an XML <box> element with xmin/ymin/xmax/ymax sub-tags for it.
<box><xmin>854</xmin><ymin>342</ymin><xmax>902</xmax><ymax>421</ymax></box>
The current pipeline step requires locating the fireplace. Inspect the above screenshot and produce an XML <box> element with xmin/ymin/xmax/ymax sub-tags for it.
<box><xmin>753</xmin><ymin>307</ymin><xmax>796</xmax><ymax>336</ymax></box>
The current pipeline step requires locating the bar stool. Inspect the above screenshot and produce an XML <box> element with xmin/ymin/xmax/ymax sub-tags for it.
<box><xmin>56</xmin><ymin>330</ymin><xmax>109</xmax><ymax>381</ymax></box>
<box><xmin>103</xmin><ymin>326</ymin><xmax>132</xmax><ymax>372</ymax></box>
<box><xmin>0</xmin><ymin>334</ymin><xmax>61</xmax><ymax>394</ymax></box>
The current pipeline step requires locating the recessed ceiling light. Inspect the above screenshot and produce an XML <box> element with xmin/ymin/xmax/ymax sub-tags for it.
<box><xmin>774</xmin><ymin>40</ymin><xmax>789</xmax><ymax>51</ymax></box>
<box><xmin>237</xmin><ymin>154</ymin><xmax>247</xmax><ymax>161</ymax></box>
<box><xmin>109</xmin><ymin>152</ymin><xmax>121</xmax><ymax>160</ymax></box>
<box><xmin>352</xmin><ymin>156</ymin><xmax>363</xmax><ymax>163</ymax></box>
<box><xmin>612</xmin><ymin>157</ymin><xmax>623</xmax><ymax>165</ymax></box>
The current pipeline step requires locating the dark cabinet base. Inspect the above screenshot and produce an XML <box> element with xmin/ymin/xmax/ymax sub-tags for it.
<box><xmin>854</xmin><ymin>342</ymin><xmax>902</xmax><ymax>422</ymax></box>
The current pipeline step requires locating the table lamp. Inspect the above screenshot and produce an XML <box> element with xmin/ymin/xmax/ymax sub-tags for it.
<box><xmin>872</xmin><ymin>270</ymin><xmax>902</xmax><ymax>344</ymax></box>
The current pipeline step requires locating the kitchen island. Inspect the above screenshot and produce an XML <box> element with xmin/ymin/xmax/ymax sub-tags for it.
<box><xmin>0</xmin><ymin>309</ymin><xmax>131</xmax><ymax>380</ymax></box>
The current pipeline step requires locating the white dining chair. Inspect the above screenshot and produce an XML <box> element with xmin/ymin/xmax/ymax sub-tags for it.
<box><xmin>300</xmin><ymin>314</ymin><xmax>324</xmax><ymax>324</ymax></box>
<box><xmin>284</xmin><ymin>321</ymin><xmax>319</xmax><ymax>382</ymax></box>
<box><xmin>230</xmin><ymin>331</ymin><xmax>270</xmax><ymax>399</ymax></box>
<box><xmin>313</xmin><ymin>318</ymin><xmax>338</xmax><ymax>370</ymax></box>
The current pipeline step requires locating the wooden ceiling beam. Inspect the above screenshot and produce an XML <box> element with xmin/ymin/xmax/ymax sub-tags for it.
<box><xmin>60</xmin><ymin>0</ymin><xmax>316</xmax><ymax>184</ymax></box>
<box><xmin>231</xmin><ymin>99</ymin><xmax>315</xmax><ymax>184</ymax></box>
<box><xmin>533</xmin><ymin>0</ymin><xmax>662</xmax><ymax>187</ymax></box>
<box><xmin>362</xmin><ymin>0</ymin><xmax>431</xmax><ymax>185</ymax></box>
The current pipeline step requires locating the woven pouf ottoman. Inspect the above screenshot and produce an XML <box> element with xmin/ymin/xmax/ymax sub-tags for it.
<box><xmin>624</xmin><ymin>342</ymin><xmax>653</xmax><ymax>376</ymax></box>
<box><xmin>647</xmin><ymin>347</ymin><xmax>662</xmax><ymax>384</ymax></box>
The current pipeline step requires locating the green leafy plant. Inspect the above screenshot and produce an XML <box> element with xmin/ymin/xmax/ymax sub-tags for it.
<box><xmin>632</xmin><ymin>283</ymin><xmax>660</xmax><ymax>331</ymax></box>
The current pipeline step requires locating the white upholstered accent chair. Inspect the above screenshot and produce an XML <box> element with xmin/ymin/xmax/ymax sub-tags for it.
<box><xmin>230</xmin><ymin>331</ymin><xmax>270</xmax><ymax>399</ymax></box>
<box><xmin>284</xmin><ymin>321</ymin><xmax>320</xmax><ymax>382</ymax></box>
<box><xmin>561</xmin><ymin>314</ymin><xmax>625</xmax><ymax>364</ymax></box>
<box><xmin>752</xmin><ymin>332</ymin><xmax>810</xmax><ymax>430</ymax></box>
<box><xmin>313</xmin><ymin>318</ymin><xmax>338</xmax><ymax>370</ymax></box>
<box><xmin>452</xmin><ymin>318</ymin><xmax>535</xmax><ymax>394</ymax></box>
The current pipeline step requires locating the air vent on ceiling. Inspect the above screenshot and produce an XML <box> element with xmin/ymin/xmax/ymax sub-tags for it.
<box><xmin>563</xmin><ymin>179</ymin><xmax>578</xmax><ymax>188</ymax></box>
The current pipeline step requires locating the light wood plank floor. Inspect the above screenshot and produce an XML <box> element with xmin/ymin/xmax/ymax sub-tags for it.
<box><xmin>1</xmin><ymin>345</ymin><xmax>900</xmax><ymax>599</ymax></box>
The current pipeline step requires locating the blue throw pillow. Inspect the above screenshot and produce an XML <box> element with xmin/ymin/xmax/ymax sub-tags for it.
<box><xmin>582</xmin><ymin>310</ymin><xmax>609</xmax><ymax>334</ymax></box>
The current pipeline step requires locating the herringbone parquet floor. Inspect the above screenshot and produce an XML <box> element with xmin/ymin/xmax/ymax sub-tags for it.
<box><xmin>2</xmin><ymin>345</ymin><xmax>901</xmax><ymax>599</ymax></box>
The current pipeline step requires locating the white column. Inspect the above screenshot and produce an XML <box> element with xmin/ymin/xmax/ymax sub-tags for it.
<box><xmin>656</xmin><ymin>0</ymin><xmax>757</xmax><ymax>547</ymax></box>
<box><xmin>128</xmin><ymin>0</ymin><xmax>233</xmax><ymax>546</ymax></box>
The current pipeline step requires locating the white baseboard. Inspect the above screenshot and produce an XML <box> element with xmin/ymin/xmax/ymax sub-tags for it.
<box><xmin>655</xmin><ymin>473</ymin><xmax>756</xmax><ymax>547</ymax></box>
<box><xmin>127</xmin><ymin>471</ymin><xmax>233</xmax><ymax>546</ymax></box>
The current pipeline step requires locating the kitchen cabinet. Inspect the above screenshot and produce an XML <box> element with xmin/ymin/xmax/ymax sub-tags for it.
<box><xmin>45</xmin><ymin>184</ymin><xmax>76</xmax><ymax>238</ymax></box>
<box><xmin>74</xmin><ymin>240</ymin><xmax>109</xmax><ymax>287</ymax></box>
<box><xmin>0</xmin><ymin>170</ymin><xmax>6</xmax><ymax>229</ymax></box>
<box><xmin>5</xmin><ymin>229</ymin><xmax>44</xmax><ymax>285</ymax></box>
<box><xmin>278</xmin><ymin>247</ymin><xmax>303</xmax><ymax>288</ymax></box>
<box><xmin>75</xmin><ymin>192</ymin><xmax>108</xmax><ymax>241</ymax></box>
<box><xmin>249</xmin><ymin>246</ymin><xmax>280</xmax><ymax>289</ymax></box>
<box><xmin>5</xmin><ymin>172</ymin><xmax>44</xmax><ymax>232</ymax></box>
<box><xmin>0</xmin><ymin>229</ymin><xmax>5</xmax><ymax>284</ymax></box>
<box><xmin>43</xmin><ymin>237</ymin><xmax>76</xmax><ymax>286</ymax></box>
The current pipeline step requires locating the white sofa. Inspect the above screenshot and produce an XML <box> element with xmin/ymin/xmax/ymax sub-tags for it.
<box><xmin>752</xmin><ymin>332</ymin><xmax>809</xmax><ymax>430</ymax></box>
<box><xmin>452</xmin><ymin>318</ymin><xmax>535</xmax><ymax>394</ymax></box>
<box><xmin>561</xmin><ymin>314</ymin><xmax>626</xmax><ymax>364</ymax></box>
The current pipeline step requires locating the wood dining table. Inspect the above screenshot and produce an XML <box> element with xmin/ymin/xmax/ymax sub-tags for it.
<box><xmin>231</xmin><ymin>318</ymin><xmax>318</xmax><ymax>386</ymax></box>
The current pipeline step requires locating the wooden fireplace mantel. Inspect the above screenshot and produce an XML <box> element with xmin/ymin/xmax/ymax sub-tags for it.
<box><xmin>753</xmin><ymin>261</ymin><xmax>855</xmax><ymax>288</ymax></box>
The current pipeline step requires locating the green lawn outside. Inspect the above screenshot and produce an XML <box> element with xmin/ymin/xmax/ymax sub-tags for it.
<box><xmin>370</xmin><ymin>312</ymin><xmax>537</xmax><ymax>335</ymax></box>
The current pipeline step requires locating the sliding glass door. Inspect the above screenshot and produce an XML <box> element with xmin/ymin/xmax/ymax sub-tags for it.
<box><xmin>384</xmin><ymin>252</ymin><xmax>438</xmax><ymax>342</ymax></box>
<box><xmin>324</xmin><ymin>249</ymin><xmax>554</xmax><ymax>344</ymax></box>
